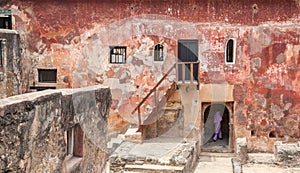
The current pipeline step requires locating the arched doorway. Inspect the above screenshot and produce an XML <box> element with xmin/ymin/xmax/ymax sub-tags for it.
<box><xmin>202</xmin><ymin>103</ymin><xmax>231</xmax><ymax>152</ymax></box>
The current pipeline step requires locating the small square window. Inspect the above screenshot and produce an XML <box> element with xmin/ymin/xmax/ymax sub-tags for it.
<box><xmin>0</xmin><ymin>10</ymin><xmax>12</xmax><ymax>29</ymax></box>
<box><xmin>38</xmin><ymin>69</ymin><xmax>57</xmax><ymax>83</ymax></box>
<box><xmin>154</xmin><ymin>44</ymin><xmax>164</xmax><ymax>61</ymax></box>
<box><xmin>110</xmin><ymin>46</ymin><xmax>126</xmax><ymax>64</ymax></box>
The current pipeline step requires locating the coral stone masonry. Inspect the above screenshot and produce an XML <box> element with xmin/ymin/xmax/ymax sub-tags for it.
<box><xmin>0</xmin><ymin>85</ymin><xmax>112</xmax><ymax>172</ymax></box>
<box><xmin>0</xmin><ymin>0</ymin><xmax>299</xmax><ymax>172</ymax></box>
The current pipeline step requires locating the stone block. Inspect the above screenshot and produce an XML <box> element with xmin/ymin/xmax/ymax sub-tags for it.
<box><xmin>274</xmin><ymin>141</ymin><xmax>300</xmax><ymax>166</ymax></box>
<box><xmin>236</xmin><ymin>137</ymin><xmax>249</xmax><ymax>164</ymax></box>
<box><xmin>125</xmin><ymin>128</ymin><xmax>143</xmax><ymax>143</ymax></box>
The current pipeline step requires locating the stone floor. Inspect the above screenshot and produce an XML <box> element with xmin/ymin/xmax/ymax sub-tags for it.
<box><xmin>194</xmin><ymin>158</ymin><xmax>300</xmax><ymax>173</ymax></box>
<box><xmin>109</xmin><ymin>137</ymin><xmax>198</xmax><ymax>172</ymax></box>
<box><xmin>195</xmin><ymin>157</ymin><xmax>233</xmax><ymax>173</ymax></box>
<box><xmin>109</xmin><ymin>138</ymin><xmax>300</xmax><ymax>173</ymax></box>
<box><xmin>195</xmin><ymin>153</ymin><xmax>300</xmax><ymax>173</ymax></box>
<box><xmin>202</xmin><ymin>136</ymin><xmax>229</xmax><ymax>151</ymax></box>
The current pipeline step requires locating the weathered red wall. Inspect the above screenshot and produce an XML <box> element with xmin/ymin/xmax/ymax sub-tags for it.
<box><xmin>1</xmin><ymin>0</ymin><xmax>299</xmax><ymax>151</ymax></box>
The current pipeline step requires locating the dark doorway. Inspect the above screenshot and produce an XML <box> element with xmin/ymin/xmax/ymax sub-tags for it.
<box><xmin>202</xmin><ymin>103</ymin><xmax>230</xmax><ymax>152</ymax></box>
<box><xmin>177</xmin><ymin>40</ymin><xmax>198</xmax><ymax>82</ymax></box>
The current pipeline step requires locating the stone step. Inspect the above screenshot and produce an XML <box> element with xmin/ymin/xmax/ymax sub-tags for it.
<box><xmin>124</xmin><ymin>164</ymin><xmax>185</xmax><ymax>173</ymax></box>
<box><xmin>124</xmin><ymin>128</ymin><xmax>142</xmax><ymax>143</ymax></box>
<box><xmin>199</xmin><ymin>152</ymin><xmax>235</xmax><ymax>162</ymax></box>
<box><xmin>162</xmin><ymin>102</ymin><xmax>182</xmax><ymax>111</ymax></box>
<box><xmin>107</xmin><ymin>134</ymin><xmax>125</xmax><ymax>149</ymax></box>
<box><xmin>248</xmin><ymin>153</ymin><xmax>275</xmax><ymax>164</ymax></box>
<box><xmin>194</xmin><ymin>157</ymin><xmax>233</xmax><ymax>173</ymax></box>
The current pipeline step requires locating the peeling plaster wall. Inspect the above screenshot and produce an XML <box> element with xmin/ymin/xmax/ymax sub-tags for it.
<box><xmin>0</xmin><ymin>0</ymin><xmax>299</xmax><ymax>151</ymax></box>
<box><xmin>0</xmin><ymin>30</ymin><xmax>21</xmax><ymax>99</ymax></box>
<box><xmin>0</xmin><ymin>86</ymin><xmax>111</xmax><ymax>172</ymax></box>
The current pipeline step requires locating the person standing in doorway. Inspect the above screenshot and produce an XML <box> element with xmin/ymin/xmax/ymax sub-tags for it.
<box><xmin>213</xmin><ymin>111</ymin><xmax>223</xmax><ymax>141</ymax></box>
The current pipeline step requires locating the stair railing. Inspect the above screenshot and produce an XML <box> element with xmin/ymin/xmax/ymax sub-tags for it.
<box><xmin>131</xmin><ymin>64</ymin><xmax>176</xmax><ymax>127</ymax></box>
<box><xmin>176</xmin><ymin>61</ymin><xmax>200</xmax><ymax>84</ymax></box>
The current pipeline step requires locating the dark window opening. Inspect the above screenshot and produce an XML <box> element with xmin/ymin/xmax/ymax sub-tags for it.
<box><xmin>0</xmin><ymin>14</ymin><xmax>12</xmax><ymax>29</ymax></box>
<box><xmin>225</xmin><ymin>39</ymin><xmax>235</xmax><ymax>64</ymax></box>
<box><xmin>38</xmin><ymin>69</ymin><xmax>57</xmax><ymax>83</ymax></box>
<box><xmin>0</xmin><ymin>41</ymin><xmax>2</xmax><ymax>67</ymax></box>
<box><xmin>110</xmin><ymin>46</ymin><xmax>126</xmax><ymax>64</ymax></box>
<box><xmin>29</xmin><ymin>86</ymin><xmax>56</xmax><ymax>91</ymax></box>
<box><xmin>154</xmin><ymin>44</ymin><xmax>164</xmax><ymax>61</ymax></box>
<box><xmin>67</xmin><ymin>127</ymin><xmax>74</xmax><ymax>156</ymax></box>
<box><xmin>269</xmin><ymin>131</ymin><xmax>276</xmax><ymax>138</ymax></box>
<box><xmin>67</xmin><ymin>124</ymin><xmax>84</xmax><ymax>158</ymax></box>
<box><xmin>251</xmin><ymin>130</ymin><xmax>255</xmax><ymax>136</ymax></box>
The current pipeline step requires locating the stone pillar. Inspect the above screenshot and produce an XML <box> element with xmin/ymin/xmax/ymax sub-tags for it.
<box><xmin>232</xmin><ymin>158</ymin><xmax>243</xmax><ymax>173</ymax></box>
<box><xmin>236</xmin><ymin>137</ymin><xmax>249</xmax><ymax>164</ymax></box>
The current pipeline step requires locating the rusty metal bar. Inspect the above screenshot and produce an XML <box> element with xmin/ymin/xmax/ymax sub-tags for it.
<box><xmin>182</xmin><ymin>63</ymin><xmax>185</xmax><ymax>84</ymax></box>
<box><xmin>176</xmin><ymin>63</ymin><xmax>178</xmax><ymax>83</ymax></box>
<box><xmin>132</xmin><ymin>63</ymin><xmax>176</xmax><ymax>115</ymax></box>
<box><xmin>138</xmin><ymin>107</ymin><xmax>141</xmax><ymax>126</ymax></box>
<box><xmin>190</xmin><ymin>63</ymin><xmax>194</xmax><ymax>84</ymax></box>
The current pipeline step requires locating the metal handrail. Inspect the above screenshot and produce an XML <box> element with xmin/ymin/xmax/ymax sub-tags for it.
<box><xmin>131</xmin><ymin>63</ymin><xmax>176</xmax><ymax>126</ymax></box>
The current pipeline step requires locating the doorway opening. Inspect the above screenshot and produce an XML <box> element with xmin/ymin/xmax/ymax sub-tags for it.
<box><xmin>202</xmin><ymin>102</ymin><xmax>232</xmax><ymax>152</ymax></box>
<box><xmin>177</xmin><ymin>40</ymin><xmax>198</xmax><ymax>83</ymax></box>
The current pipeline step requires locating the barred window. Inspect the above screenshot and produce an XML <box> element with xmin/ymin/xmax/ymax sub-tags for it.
<box><xmin>0</xmin><ymin>10</ymin><xmax>12</xmax><ymax>29</ymax></box>
<box><xmin>110</xmin><ymin>46</ymin><xmax>126</xmax><ymax>64</ymax></box>
<box><xmin>154</xmin><ymin>44</ymin><xmax>164</xmax><ymax>61</ymax></box>
<box><xmin>38</xmin><ymin>69</ymin><xmax>57</xmax><ymax>83</ymax></box>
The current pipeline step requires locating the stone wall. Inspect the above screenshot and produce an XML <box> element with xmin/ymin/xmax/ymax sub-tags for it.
<box><xmin>274</xmin><ymin>141</ymin><xmax>300</xmax><ymax>166</ymax></box>
<box><xmin>0</xmin><ymin>85</ymin><xmax>111</xmax><ymax>172</ymax></box>
<box><xmin>0</xmin><ymin>1</ymin><xmax>299</xmax><ymax>152</ymax></box>
<box><xmin>0</xmin><ymin>30</ymin><xmax>21</xmax><ymax>99</ymax></box>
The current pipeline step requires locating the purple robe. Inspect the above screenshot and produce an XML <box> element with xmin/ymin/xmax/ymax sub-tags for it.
<box><xmin>214</xmin><ymin>111</ymin><xmax>222</xmax><ymax>134</ymax></box>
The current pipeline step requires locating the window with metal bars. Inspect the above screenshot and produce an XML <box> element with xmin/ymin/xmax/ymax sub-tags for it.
<box><xmin>154</xmin><ymin>44</ymin><xmax>164</xmax><ymax>61</ymax></box>
<box><xmin>0</xmin><ymin>10</ymin><xmax>12</xmax><ymax>29</ymax></box>
<box><xmin>38</xmin><ymin>69</ymin><xmax>57</xmax><ymax>83</ymax></box>
<box><xmin>110</xmin><ymin>46</ymin><xmax>126</xmax><ymax>64</ymax></box>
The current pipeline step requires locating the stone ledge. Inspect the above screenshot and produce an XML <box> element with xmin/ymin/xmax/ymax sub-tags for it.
<box><xmin>274</xmin><ymin>141</ymin><xmax>300</xmax><ymax>166</ymax></box>
<box><xmin>125</xmin><ymin>128</ymin><xmax>143</xmax><ymax>143</ymax></box>
<box><xmin>125</xmin><ymin>164</ymin><xmax>184</xmax><ymax>172</ymax></box>
<box><xmin>65</xmin><ymin>157</ymin><xmax>82</xmax><ymax>173</ymax></box>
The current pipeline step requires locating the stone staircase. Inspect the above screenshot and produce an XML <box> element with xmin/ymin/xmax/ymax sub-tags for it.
<box><xmin>142</xmin><ymin>89</ymin><xmax>183</xmax><ymax>139</ymax></box>
<box><xmin>107</xmin><ymin>132</ymin><xmax>125</xmax><ymax>153</ymax></box>
<box><xmin>124</xmin><ymin>127</ymin><xmax>143</xmax><ymax>143</ymax></box>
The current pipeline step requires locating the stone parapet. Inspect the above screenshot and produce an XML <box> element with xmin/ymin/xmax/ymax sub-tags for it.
<box><xmin>109</xmin><ymin>140</ymin><xmax>198</xmax><ymax>172</ymax></box>
<box><xmin>274</xmin><ymin>141</ymin><xmax>300</xmax><ymax>166</ymax></box>
<box><xmin>0</xmin><ymin>85</ymin><xmax>112</xmax><ymax>172</ymax></box>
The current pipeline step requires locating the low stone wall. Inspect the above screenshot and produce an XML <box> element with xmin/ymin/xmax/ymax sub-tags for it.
<box><xmin>275</xmin><ymin>141</ymin><xmax>300</xmax><ymax>166</ymax></box>
<box><xmin>0</xmin><ymin>85</ymin><xmax>111</xmax><ymax>172</ymax></box>
<box><xmin>109</xmin><ymin>140</ymin><xmax>198</xmax><ymax>172</ymax></box>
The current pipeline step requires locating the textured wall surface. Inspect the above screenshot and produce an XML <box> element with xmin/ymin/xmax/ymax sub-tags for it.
<box><xmin>0</xmin><ymin>85</ymin><xmax>111</xmax><ymax>172</ymax></box>
<box><xmin>0</xmin><ymin>30</ymin><xmax>21</xmax><ymax>99</ymax></box>
<box><xmin>0</xmin><ymin>0</ymin><xmax>299</xmax><ymax>152</ymax></box>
